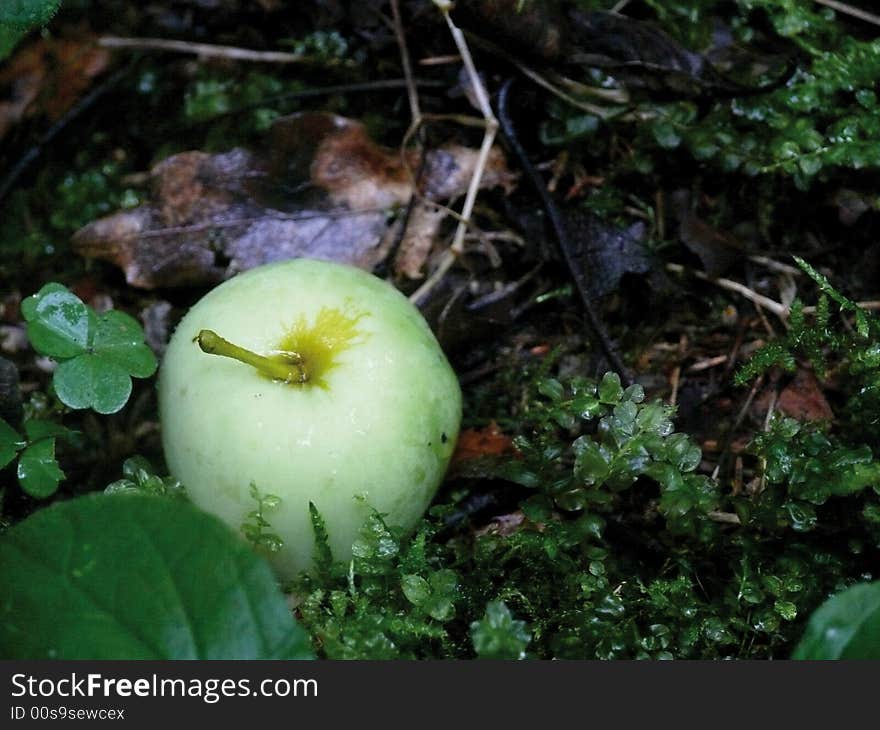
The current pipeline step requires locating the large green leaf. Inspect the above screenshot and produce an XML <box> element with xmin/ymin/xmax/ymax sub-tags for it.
<box><xmin>0</xmin><ymin>0</ymin><xmax>61</xmax><ymax>28</ymax></box>
<box><xmin>0</xmin><ymin>494</ymin><xmax>314</xmax><ymax>659</ymax></box>
<box><xmin>793</xmin><ymin>581</ymin><xmax>880</xmax><ymax>659</ymax></box>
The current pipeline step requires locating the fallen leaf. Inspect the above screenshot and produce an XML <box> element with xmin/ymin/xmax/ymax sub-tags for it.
<box><xmin>460</xmin><ymin>5</ymin><xmax>787</xmax><ymax>98</ymax></box>
<box><xmin>73</xmin><ymin>112</ymin><xmax>515</xmax><ymax>288</ymax></box>
<box><xmin>753</xmin><ymin>369</ymin><xmax>834</xmax><ymax>423</ymax></box>
<box><xmin>0</xmin><ymin>36</ymin><xmax>110</xmax><ymax>141</ymax></box>
<box><xmin>473</xmin><ymin>510</ymin><xmax>527</xmax><ymax>538</ymax></box>
<box><xmin>671</xmin><ymin>190</ymin><xmax>744</xmax><ymax>278</ymax></box>
<box><xmin>776</xmin><ymin>369</ymin><xmax>834</xmax><ymax>422</ymax></box>
<box><xmin>561</xmin><ymin>210</ymin><xmax>658</xmax><ymax>298</ymax></box>
<box><xmin>829</xmin><ymin>188</ymin><xmax>877</xmax><ymax>227</ymax></box>
<box><xmin>452</xmin><ymin>421</ymin><xmax>515</xmax><ymax>464</ymax></box>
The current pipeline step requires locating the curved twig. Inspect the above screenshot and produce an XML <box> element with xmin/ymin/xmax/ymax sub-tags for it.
<box><xmin>497</xmin><ymin>78</ymin><xmax>632</xmax><ymax>384</ymax></box>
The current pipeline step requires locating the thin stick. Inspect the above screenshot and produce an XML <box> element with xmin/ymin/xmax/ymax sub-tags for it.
<box><xmin>813</xmin><ymin>0</ymin><xmax>880</xmax><ymax>27</ymax></box>
<box><xmin>668</xmin><ymin>365</ymin><xmax>681</xmax><ymax>406</ymax></box>
<box><xmin>410</xmin><ymin>3</ymin><xmax>499</xmax><ymax>305</ymax></box>
<box><xmin>497</xmin><ymin>78</ymin><xmax>632</xmax><ymax>383</ymax></box>
<box><xmin>802</xmin><ymin>300</ymin><xmax>880</xmax><ymax>313</ymax></box>
<box><xmin>707</xmin><ymin>510</ymin><xmax>742</xmax><ymax>525</ymax></box>
<box><xmin>711</xmin><ymin>374</ymin><xmax>764</xmax><ymax>482</ymax></box>
<box><xmin>666</xmin><ymin>263</ymin><xmax>789</xmax><ymax>320</ymax></box>
<box><xmin>747</xmin><ymin>255</ymin><xmax>802</xmax><ymax>276</ymax></box>
<box><xmin>98</xmin><ymin>36</ymin><xmax>316</xmax><ymax>64</ymax></box>
<box><xmin>390</xmin><ymin>0</ymin><xmax>421</xmax><ymax>123</ymax></box>
<box><xmin>440</xmin><ymin>7</ymin><xmax>498</xmax><ymax>257</ymax></box>
<box><xmin>466</xmin><ymin>32</ymin><xmax>618</xmax><ymax>118</ymax></box>
<box><xmin>514</xmin><ymin>62</ymin><xmax>614</xmax><ymax>118</ymax></box>
<box><xmin>688</xmin><ymin>355</ymin><xmax>729</xmax><ymax>373</ymax></box>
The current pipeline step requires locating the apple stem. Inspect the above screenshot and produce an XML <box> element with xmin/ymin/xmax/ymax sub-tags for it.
<box><xmin>195</xmin><ymin>330</ymin><xmax>307</xmax><ymax>384</ymax></box>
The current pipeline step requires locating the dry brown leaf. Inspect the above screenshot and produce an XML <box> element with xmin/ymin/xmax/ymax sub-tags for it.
<box><xmin>452</xmin><ymin>421</ymin><xmax>516</xmax><ymax>465</ymax></box>
<box><xmin>776</xmin><ymin>369</ymin><xmax>834</xmax><ymax>422</ymax></box>
<box><xmin>753</xmin><ymin>369</ymin><xmax>834</xmax><ymax>423</ymax></box>
<box><xmin>0</xmin><ymin>36</ymin><xmax>110</xmax><ymax>141</ymax></box>
<box><xmin>73</xmin><ymin>112</ymin><xmax>515</xmax><ymax>288</ymax></box>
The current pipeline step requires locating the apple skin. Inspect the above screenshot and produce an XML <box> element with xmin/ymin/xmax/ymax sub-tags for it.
<box><xmin>159</xmin><ymin>259</ymin><xmax>461</xmax><ymax>579</ymax></box>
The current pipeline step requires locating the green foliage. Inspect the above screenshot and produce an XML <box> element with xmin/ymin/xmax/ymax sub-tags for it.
<box><xmin>51</xmin><ymin>162</ymin><xmax>142</xmax><ymax>234</ymax></box>
<box><xmin>0</xmin><ymin>417</ymin><xmax>72</xmax><ymax>498</ymax></box>
<box><xmin>750</xmin><ymin>417</ymin><xmax>880</xmax><ymax>523</ymax></box>
<box><xmin>183</xmin><ymin>71</ymin><xmax>295</xmax><ymax>134</ymax></box>
<box><xmin>3</xmin><ymin>0</ymin><xmax>879</xmax><ymax>662</ymax></box>
<box><xmin>497</xmin><ymin>371</ymin><xmax>718</xmax><ymax>535</ymax></box>
<box><xmin>670</xmin><ymin>9</ymin><xmax>880</xmax><ymax>186</ymax></box>
<box><xmin>470</xmin><ymin>601</ymin><xmax>531</xmax><ymax>659</ymax></box>
<box><xmin>292</xmin><ymin>345</ymin><xmax>880</xmax><ymax>659</ymax></box>
<box><xmin>794</xmin><ymin>581</ymin><xmax>880</xmax><ymax>659</ymax></box>
<box><xmin>104</xmin><ymin>456</ymin><xmax>186</xmax><ymax>498</ymax></box>
<box><xmin>22</xmin><ymin>283</ymin><xmax>157</xmax><ymax>414</ymax></box>
<box><xmin>549</xmin><ymin>2</ymin><xmax>880</xmax><ymax>188</ymax></box>
<box><xmin>735</xmin><ymin>259</ymin><xmax>871</xmax><ymax>378</ymax></box>
<box><xmin>294</xmin><ymin>510</ymin><xmax>459</xmax><ymax>659</ymax></box>
<box><xmin>401</xmin><ymin>569</ymin><xmax>458</xmax><ymax>623</ymax></box>
<box><xmin>0</xmin><ymin>494</ymin><xmax>313</xmax><ymax>659</ymax></box>
<box><xmin>0</xmin><ymin>0</ymin><xmax>61</xmax><ymax>61</ymax></box>
<box><xmin>279</xmin><ymin>30</ymin><xmax>349</xmax><ymax>61</ymax></box>
<box><xmin>0</xmin><ymin>0</ymin><xmax>61</xmax><ymax>27</ymax></box>
<box><xmin>241</xmin><ymin>482</ymin><xmax>283</xmax><ymax>555</ymax></box>
<box><xmin>737</xmin><ymin>258</ymin><xmax>880</xmax><ymax>450</ymax></box>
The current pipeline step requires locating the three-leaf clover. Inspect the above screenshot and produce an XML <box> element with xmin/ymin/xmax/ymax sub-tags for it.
<box><xmin>0</xmin><ymin>417</ymin><xmax>71</xmax><ymax>498</ymax></box>
<box><xmin>22</xmin><ymin>283</ymin><xmax>157</xmax><ymax>414</ymax></box>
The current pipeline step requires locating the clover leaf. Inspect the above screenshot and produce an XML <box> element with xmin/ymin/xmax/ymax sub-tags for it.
<box><xmin>22</xmin><ymin>283</ymin><xmax>157</xmax><ymax>414</ymax></box>
<box><xmin>0</xmin><ymin>418</ymin><xmax>26</xmax><ymax>470</ymax></box>
<box><xmin>0</xmin><ymin>417</ymin><xmax>71</xmax><ymax>498</ymax></box>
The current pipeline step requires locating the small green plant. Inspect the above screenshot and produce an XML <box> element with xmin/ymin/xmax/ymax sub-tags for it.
<box><xmin>105</xmin><ymin>456</ymin><xmax>186</xmax><ymax>499</ymax></box>
<box><xmin>491</xmin><ymin>371</ymin><xmax>719</xmax><ymax>536</ymax></box>
<box><xmin>22</xmin><ymin>283</ymin><xmax>157</xmax><ymax>415</ymax></box>
<box><xmin>0</xmin><ymin>417</ymin><xmax>71</xmax><ymax>498</ymax></box>
<box><xmin>240</xmin><ymin>482</ymin><xmax>283</xmax><ymax>554</ymax></box>
<box><xmin>293</xmin><ymin>508</ymin><xmax>459</xmax><ymax>659</ymax></box>
<box><xmin>470</xmin><ymin>601</ymin><xmax>531</xmax><ymax>659</ymax></box>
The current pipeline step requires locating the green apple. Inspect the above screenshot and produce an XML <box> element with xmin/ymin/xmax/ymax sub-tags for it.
<box><xmin>159</xmin><ymin>259</ymin><xmax>461</xmax><ymax>579</ymax></box>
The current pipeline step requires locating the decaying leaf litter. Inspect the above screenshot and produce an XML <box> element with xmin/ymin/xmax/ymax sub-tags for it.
<box><xmin>3</xmin><ymin>0</ymin><xmax>880</xmax><ymax>658</ymax></box>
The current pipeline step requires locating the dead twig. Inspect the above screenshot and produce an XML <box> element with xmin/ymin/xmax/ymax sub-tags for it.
<box><xmin>711</xmin><ymin>374</ymin><xmax>765</xmax><ymax>483</ymax></box>
<box><xmin>390</xmin><ymin>0</ymin><xmax>421</xmax><ymax>124</ymax></box>
<box><xmin>97</xmin><ymin>36</ymin><xmax>323</xmax><ymax>64</ymax></box>
<box><xmin>666</xmin><ymin>263</ymin><xmax>789</xmax><ymax>321</ymax></box>
<box><xmin>707</xmin><ymin>510</ymin><xmax>742</xmax><ymax>525</ymax></box>
<box><xmin>802</xmin><ymin>300</ymin><xmax>880</xmax><ymax>313</ymax></box>
<box><xmin>498</xmin><ymin>78</ymin><xmax>632</xmax><ymax>383</ymax></box>
<box><xmin>813</xmin><ymin>0</ymin><xmax>880</xmax><ymax>27</ymax></box>
<box><xmin>409</xmin><ymin>1</ymin><xmax>499</xmax><ymax>305</ymax></box>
